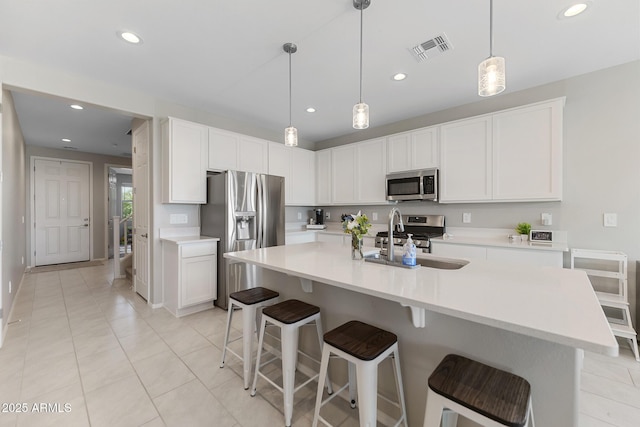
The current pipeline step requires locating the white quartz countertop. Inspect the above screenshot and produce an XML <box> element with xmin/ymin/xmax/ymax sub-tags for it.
<box><xmin>224</xmin><ymin>242</ymin><xmax>617</xmax><ymax>355</ymax></box>
<box><xmin>160</xmin><ymin>235</ymin><xmax>220</xmax><ymax>244</ymax></box>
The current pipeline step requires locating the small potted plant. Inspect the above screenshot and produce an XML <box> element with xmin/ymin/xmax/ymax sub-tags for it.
<box><xmin>515</xmin><ymin>222</ymin><xmax>531</xmax><ymax>241</ymax></box>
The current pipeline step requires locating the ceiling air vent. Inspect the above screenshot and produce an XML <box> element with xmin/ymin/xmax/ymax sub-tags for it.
<box><xmin>410</xmin><ymin>33</ymin><xmax>453</xmax><ymax>62</ymax></box>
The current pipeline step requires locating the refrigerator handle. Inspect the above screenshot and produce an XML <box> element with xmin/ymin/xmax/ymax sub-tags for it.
<box><xmin>256</xmin><ymin>175</ymin><xmax>264</xmax><ymax>248</ymax></box>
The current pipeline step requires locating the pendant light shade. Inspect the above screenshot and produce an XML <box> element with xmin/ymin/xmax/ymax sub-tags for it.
<box><xmin>353</xmin><ymin>0</ymin><xmax>370</xmax><ymax>130</ymax></box>
<box><xmin>478</xmin><ymin>56</ymin><xmax>505</xmax><ymax>96</ymax></box>
<box><xmin>478</xmin><ymin>0</ymin><xmax>505</xmax><ymax>97</ymax></box>
<box><xmin>283</xmin><ymin>42</ymin><xmax>298</xmax><ymax>147</ymax></box>
<box><xmin>353</xmin><ymin>102</ymin><xmax>369</xmax><ymax>129</ymax></box>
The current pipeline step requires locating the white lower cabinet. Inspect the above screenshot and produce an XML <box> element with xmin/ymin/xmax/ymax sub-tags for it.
<box><xmin>162</xmin><ymin>239</ymin><xmax>218</xmax><ymax>317</ymax></box>
<box><xmin>430</xmin><ymin>241</ymin><xmax>563</xmax><ymax>268</ymax></box>
<box><xmin>316</xmin><ymin>233</ymin><xmax>344</xmax><ymax>244</ymax></box>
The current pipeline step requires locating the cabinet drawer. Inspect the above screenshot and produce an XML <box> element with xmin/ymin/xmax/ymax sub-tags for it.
<box><xmin>181</xmin><ymin>242</ymin><xmax>217</xmax><ymax>258</ymax></box>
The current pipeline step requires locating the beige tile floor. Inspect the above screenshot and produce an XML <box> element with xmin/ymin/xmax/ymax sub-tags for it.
<box><xmin>0</xmin><ymin>263</ymin><xmax>638</xmax><ymax>426</ymax></box>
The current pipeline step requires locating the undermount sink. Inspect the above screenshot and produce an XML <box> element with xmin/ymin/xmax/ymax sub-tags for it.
<box><xmin>364</xmin><ymin>253</ymin><xmax>469</xmax><ymax>270</ymax></box>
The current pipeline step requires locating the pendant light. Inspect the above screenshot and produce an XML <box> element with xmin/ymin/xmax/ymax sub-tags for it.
<box><xmin>478</xmin><ymin>0</ymin><xmax>505</xmax><ymax>97</ymax></box>
<box><xmin>283</xmin><ymin>42</ymin><xmax>298</xmax><ymax>147</ymax></box>
<box><xmin>353</xmin><ymin>0</ymin><xmax>370</xmax><ymax>129</ymax></box>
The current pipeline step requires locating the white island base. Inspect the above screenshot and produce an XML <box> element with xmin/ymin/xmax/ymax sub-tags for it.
<box><xmin>225</xmin><ymin>242</ymin><xmax>617</xmax><ymax>426</ymax></box>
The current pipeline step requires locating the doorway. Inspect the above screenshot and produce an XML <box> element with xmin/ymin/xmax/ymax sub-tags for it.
<box><xmin>106</xmin><ymin>166</ymin><xmax>133</xmax><ymax>260</ymax></box>
<box><xmin>33</xmin><ymin>158</ymin><xmax>91</xmax><ymax>266</ymax></box>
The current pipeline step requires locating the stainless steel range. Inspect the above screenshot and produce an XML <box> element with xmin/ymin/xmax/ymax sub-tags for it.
<box><xmin>375</xmin><ymin>214</ymin><xmax>445</xmax><ymax>254</ymax></box>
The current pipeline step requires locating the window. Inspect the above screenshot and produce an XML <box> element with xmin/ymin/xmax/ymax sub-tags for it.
<box><xmin>121</xmin><ymin>185</ymin><xmax>133</xmax><ymax>218</ymax></box>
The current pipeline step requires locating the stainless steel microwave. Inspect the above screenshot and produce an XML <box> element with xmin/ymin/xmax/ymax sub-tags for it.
<box><xmin>385</xmin><ymin>169</ymin><xmax>438</xmax><ymax>201</ymax></box>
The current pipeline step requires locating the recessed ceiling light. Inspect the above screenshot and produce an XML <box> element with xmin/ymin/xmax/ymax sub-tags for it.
<box><xmin>117</xmin><ymin>31</ymin><xmax>143</xmax><ymax>44</ymax></box>
<box><xmin>62</xmin><ymin>138</ymin><xmax>71</xmax><ymax>142</ymax></box>
<box><xmin>558</xmin><ymin>2</ymin><xmax>591</xmax><ymax>19</ymax></box>
<box><xmin>306</xmin><ymin>107</ymin><xmax>316</xmax><ymax>113</ymax></box>
<box><xmin>393</xmin><ymin>73</ymin><xmax>407</xmax><ymax>81</ymax></box>
<box><xmin>70</xmin><ymin>104</ymin><xmax>84</xmax><ymax>110</ymax></box>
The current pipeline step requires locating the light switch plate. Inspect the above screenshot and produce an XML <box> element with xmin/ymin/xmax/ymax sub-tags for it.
<box><xmin>462</xmin><ymin>213</ymin><xmax>471</xmax><ymax>223</ymax></box>
<box><xmin>603</xmin><ymin>213</ymin><xmax>617</xmax><ymax>227</ymax></box>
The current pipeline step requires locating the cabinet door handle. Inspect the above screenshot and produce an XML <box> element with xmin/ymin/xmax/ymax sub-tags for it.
<box><xmin>141</xmin><ymin>233</ymin><xmax>148</xmax><ymax>238</ymax></box>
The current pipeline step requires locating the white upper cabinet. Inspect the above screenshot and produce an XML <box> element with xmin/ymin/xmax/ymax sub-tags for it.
<box><xmin>208</xmin><ymin>127</ymin><xmax>268</xmax><ymax>174</ymax></box>
<box><xmin>439</xmin><ymin>98</ymin><xmax>564</xmax><ymax>203</ymax></box>
<box><xmin>387</xmin><ymin>126</ymin><xmax>439</xmax><ymax>173</ymax></box>
<box><xmin>239</xmin><ymin>136</ymin><xmax>269</xmax><ymax>173</ymax></box>
<box><xmin>316</xmin><ymin>149</ymin><xmax>332</xmax><ymax>205</ymax></box>
<box><xmin>331</xmin><ymin>145</ymin><xmax>357</xmax><ymax>204</ymax></box>
<box><xmin>208</xmin><ymin>128</ymin><xmax>240</xmax><ymax>171</ymax></box>
<box><xmin>492</xmin><ymin>99</ymin><xmax>563</xmax><ymax>201</ymax></box>
<box><xmin>162</xmin><ymin>117</ymin><xmax>208</xmax><ymax>204</ymax></box>
<box><xmin>440</xmin><ymin>116</ymin><xmax>492</xmax><ymax>202</ymax></box>
<box><xmin>324</xmin><ymin>138</ymin><xmax>388</xmax><ymax>205</ymax></box>
<box><xmin>356</xmin><ymin>138</ymin><xmax>387</xmax><ymax>203</ymax></box>
<box><xmin>268</xmin><ymin>142</ymin><xmax>316</xmax><ymax>206</ymax></box>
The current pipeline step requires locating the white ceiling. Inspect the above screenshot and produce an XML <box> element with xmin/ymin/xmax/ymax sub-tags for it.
<box><xmin>1</xmin><ymin>0</ymin><xmax>639</xmax><ymax>156</ymax></box>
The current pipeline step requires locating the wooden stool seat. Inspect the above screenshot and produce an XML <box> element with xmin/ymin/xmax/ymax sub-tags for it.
<box><xmin>262</xmin><ymin>299</ymin><xmax>320</xmax><ymax>324</ymax></box>
<box><xmin>324</xmin><ymin>320</ymin><xmax>397</xmax><ymax>361</ymax></box>
<box><xmin>230</xmin><ymin>287</ymin><xmax>279</xmax><ymax>306</ymax></box>
<box><xmin>428</xmin><ymin>354</ymin><xmax>532</xmax><ymax>427</ymax></box>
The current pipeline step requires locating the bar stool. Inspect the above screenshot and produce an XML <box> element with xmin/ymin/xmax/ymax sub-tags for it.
<box><xmin>250</xmin><ymin>299</ymin><xmax>333</xmax><ymax>427</ymax></box>
<box><xmin>312</xmin><ymin>320</ymin><xmax>408</xmax><ymax>427</ymax></box>
<box><xmin>220</xmin><ymin>287</ymin><xmax>279</xmax><ymax>389</ymax></box>
<box><xmin>423</xmin><ymin>354</ymin><xmax>535</xmax><ymax>427</ymax></box>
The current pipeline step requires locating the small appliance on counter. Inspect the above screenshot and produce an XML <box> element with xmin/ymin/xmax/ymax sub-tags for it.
<box><xmin>375</xmin><ymin>214</ymin><xmax>445</xmax><ymax>254</ymax></box>
<box><xmin>306</xmin><ymin>208</ymin><xmax>326</xmax><ymax>229</ymax></box>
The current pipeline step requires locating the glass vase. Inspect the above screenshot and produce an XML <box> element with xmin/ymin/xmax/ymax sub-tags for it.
<box><xmin>351</xmin><ymin>234</ymin><xmax>363</xmax><ymax>260</ymax></box>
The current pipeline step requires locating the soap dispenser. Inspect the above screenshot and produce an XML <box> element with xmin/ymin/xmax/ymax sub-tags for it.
<box><xmin>402</xmin><ymin>234</ymin><xmax>417</xmax><ymax>266</ymax></box>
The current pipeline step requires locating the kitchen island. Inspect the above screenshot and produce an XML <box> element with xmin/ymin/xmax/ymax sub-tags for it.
<box><xmin>225</xmin><ymin>242</ymin><xmax>617</xmax><ymax>426</ymax></box>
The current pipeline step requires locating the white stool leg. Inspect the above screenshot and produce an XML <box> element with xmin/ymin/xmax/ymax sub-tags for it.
<box><xmin>423</xmin><ymin>389</ymin><xmax>445</xmax><ymax>427</ymax></box>
<box><xmin>281</xmin><ymin>323</ymin><xmax>300</xmax><ymax>427</ymax></box>
<box><xmin>312</xmin><ymin>345</ymin><xmax>331</xmax><ymax>427</ymax></box>
<box><xmin>220</xmin><ymin>300</ymin><xmax>235</xmax><ymax>368</ymax></box>
<box><xmin>441</xmin><ymin>410</ymin><xmax>459</xmax><ymax>427</ymax></box>
<box><xmin>314</xmin><ymin>319</ymin><xmax>333</xmax><ymax>395</ymax></box>
<box><xmin>250</xmin><ymin>316</ymin><xmax>268</xmax><ymax>397</ymax></box>
<box><xmin>528</xmin><ymin>397</ymin><xmax>535</xmax><ymax>427</ymax></box>
<box><xmin>241</xmin><ymin>304</ymin><xmax>257</xmax><ymax>389</ymax></box>
<box><xmin>348</xmin><ymin>361</ymin><xmax>357</xmax><ymax>409</ymax></box>
<box><xmin>391</xmin><ymin>348</ymin><xmax>408</xmax><ymax>427</ymax></box>
<box><xmin>355</xmin><ymin>360</ymin><xmax>378</xmax><ymax>427</ymax></box>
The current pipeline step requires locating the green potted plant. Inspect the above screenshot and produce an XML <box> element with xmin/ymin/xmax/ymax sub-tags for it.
<box><xmin>515</xmin><ymin>222</ymin><xmax>531</xmax><ymax>241</ymax></box>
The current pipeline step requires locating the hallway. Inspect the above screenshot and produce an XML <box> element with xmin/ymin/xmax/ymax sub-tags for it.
<box><xmin>0</xmin><ymin>263</ymin><xmax>638</xmax><ymax>426</ymax></box>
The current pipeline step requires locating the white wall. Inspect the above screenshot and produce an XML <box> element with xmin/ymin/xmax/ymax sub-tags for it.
<box><xmin>317</xmin><ymin>61</ymin><xmax>640</xmax><ymax>324</ymax></box>
<box><xmin>1</xmin><ymin>90</ymin><xmax>27</xmax><ymax>344</ymax></box>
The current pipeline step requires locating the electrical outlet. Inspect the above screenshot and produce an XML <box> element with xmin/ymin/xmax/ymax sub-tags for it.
<box><xmin>541</xmin><ymin>213</ymin><xmax>552</xmax><ymax>226</ymax></box>
<box><xmin>462</xmin><ymin>213</ymin><xmax>471</xmax><ymax>223</ymax></box>
<box><xmin>297</xmin><ymin>212</ymin><xmax>302</xmax><ymax>220</ymax></box>
<box><xmin>326</xmin><ymin>212</ymin><xmax>331</xmax><ymax>220</ymax></box>
<box><xmin>604</xmin><ymin>213</ymin><xmax>617</xmax><ymax>227</ymax></box>
<box><xmin>372</xmin><ymin>212</ymin><xmax>378</xmax><ymax>221</ymax></box>
<box><xmin>169</xmin><ymin>213</ymin><xmax>188</xmax><ymax>224</ymax></box>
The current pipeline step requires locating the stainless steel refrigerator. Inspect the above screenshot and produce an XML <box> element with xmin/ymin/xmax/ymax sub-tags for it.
<box><xmin>201</xmin><ymin>170</ymin><xmax>285</xmax><ymax>309</ymax></box>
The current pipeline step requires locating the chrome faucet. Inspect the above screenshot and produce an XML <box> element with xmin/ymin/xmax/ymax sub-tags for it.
<box><xmin>387</xmin><ymin>207</ymin><xmax>405</xmax><ymax>263</ymax></box>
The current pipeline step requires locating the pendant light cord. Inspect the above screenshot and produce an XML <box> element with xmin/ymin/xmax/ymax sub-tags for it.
<box><xmin>288</xmin><ymin>50</ymin><xmax>292</xmax><ymax>127</ymax></box>
<box><xmin>489</xmin><ymin>0</ymin><xmax>494</xmax><ymax>57</ymax></box>
<box><xmin>359</xmin><ymin>4</ymin><xmax>364</xmax><ymax>103</ymax></box>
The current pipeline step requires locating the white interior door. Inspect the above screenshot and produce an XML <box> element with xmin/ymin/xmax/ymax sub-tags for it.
<box><xmin>133</xmin><ymin>121</ymin><xmax>150</xmax><ymax>301</ymax></box>
<box><xmin>34</xmin><ymin>159</ymin><xmax>90</xmax><ymax>266</ymax></box>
